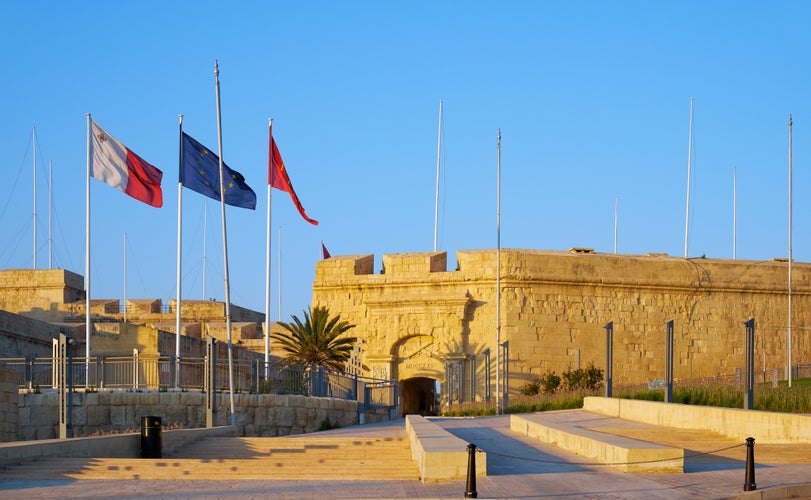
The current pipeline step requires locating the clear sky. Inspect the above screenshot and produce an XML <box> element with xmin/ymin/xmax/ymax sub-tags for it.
<box><xmin>1</xmin><ymin>1</ymin><xmax>809</xmax><ymax>321</ymax></box>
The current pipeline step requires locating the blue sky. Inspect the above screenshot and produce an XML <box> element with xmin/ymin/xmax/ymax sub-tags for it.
<box><xmin>1</xmin><ymin>1</ymin><xmax>809</xmax><ymax>321</ymax></box>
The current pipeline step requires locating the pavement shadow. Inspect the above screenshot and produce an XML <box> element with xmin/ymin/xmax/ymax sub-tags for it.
<box><xmin>439</xmin><ymin>424</ymin><xmax>594</xmax><ymax>475</ymax></box>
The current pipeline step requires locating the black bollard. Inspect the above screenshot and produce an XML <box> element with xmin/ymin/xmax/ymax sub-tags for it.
<box><xmin>465</xmin><ymin>443</ymin><xmax>478</xmax><ymax>498</ymax></box>
<box><xmin>744</xmin><ymin>436</ymin><xmax>756</xmax><ymax>491</ymax></box>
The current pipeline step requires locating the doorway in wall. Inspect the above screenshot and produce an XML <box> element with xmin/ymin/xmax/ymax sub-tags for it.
<box><xmin>400</xmin><ymin>377</ymin><xmax>437</xmax><ymax>416</ymax></box>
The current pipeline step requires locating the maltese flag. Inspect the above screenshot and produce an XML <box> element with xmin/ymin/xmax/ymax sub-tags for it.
<box><xmin>90</xmin><ymin>119</ymin><xmax>163</xmax><ymax>207</ymax></box>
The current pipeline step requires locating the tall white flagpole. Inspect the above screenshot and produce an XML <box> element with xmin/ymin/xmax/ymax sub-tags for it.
<box><xmin>85</xmin><ymin>113</ymin><xmax>92</xmax><ymax>385</ymax></box>
<box><xmin>278</xmin><ymin>225</ymin><xmax>282</xmax><ymax>321</ymax></box>
<box><xmin>265</xmin><ymin>118</ymin><xmax>273</xmax><ymax>378</ymax></box>
<box><xmin>49</xmin><ymin>159</ymin><xmax>53</xmax><ymax>269</ymax></box>
<box><xmin>33</xmin><ymin>126</ymin><xmax>37</xmax><ymax>269</ymax></box>
<box><xmin>175</xmin><ymin>114</ymin><xmax>184</xmax><ymax>388</ymax></box>
<box><xmin>614</xmin><ymin>195</ymin><xmax>619</xmax><ymax>254</ymax></box>
<box><xmin>434</xmin><ymin>100</ymin><xmax>443</xmax><ymax>252</ymax></box>
<box><xmin>123</xmin><ymin>232</ymin><xmax>127</xmax><ymax>323</ymax></box>
<box><xmin>496</xmin><ymin>128</ymin><xmax>502</xmax><ymax>415</ymax></box>
<box><xmin>203</xmin><ymin>200</ymin><xmax>207</xmax><ymax>299</ymax></box>
<box><xmin>684</xmin><ymin>97</ymin><xmax>694</xmax><ymax>258</ymax></box>
<box><xmin>214</xmin><ymin>61</ymin><xmax>236</xmax><ymax>425</ymax></box>
<box><xmin>733</xmin><ymin>166</ymin><xmax>737</xmax><ymax>260</ymax></box>
<box><xmin>788</xmin><ymin>114</ymin><xmax>793</xmax><ymax>387</ymax></box>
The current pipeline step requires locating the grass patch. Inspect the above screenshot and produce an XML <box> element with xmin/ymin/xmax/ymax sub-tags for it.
<box><xmin>440</xmin><ymin>377</ymin><xmax>811</xmax><ymax>416</ymax></box>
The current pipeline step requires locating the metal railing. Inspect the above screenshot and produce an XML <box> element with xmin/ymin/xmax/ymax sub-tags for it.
<box><xmin>0</xmin><ymin>356</ymin><xmax>398</xmax><ymax>409</ymax></box>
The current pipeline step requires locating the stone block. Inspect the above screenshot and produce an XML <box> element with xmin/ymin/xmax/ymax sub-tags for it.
<box><xmin>86</xmin><ymin>405</ymin><xmax>109</xmax><ymax>427</ymax></box>
<box><xmin>277</xmin><ymin>407</ymin><xmax>294</xmax><ymax>427</ymax></box>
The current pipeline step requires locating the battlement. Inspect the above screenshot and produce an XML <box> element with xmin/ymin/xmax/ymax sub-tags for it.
<box><xmin>315</xmin><ymin>249</ymin><xmax>811</xmax><ymax>294</ymax></box>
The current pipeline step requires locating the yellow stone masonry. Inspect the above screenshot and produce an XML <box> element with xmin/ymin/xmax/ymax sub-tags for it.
<box><xmin>312</xmin><ymin>249</ymin><xmax>811</xmax><ymax>401</ymax></box>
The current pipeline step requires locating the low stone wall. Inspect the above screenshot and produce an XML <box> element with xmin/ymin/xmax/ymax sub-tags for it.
<box><xmin>584</xmin><ymin>396</ymin><xmax>811</xmax><ymax>444</ymax></box>
<box><xmin>17</xmin><ymin>390</ymin><xmax>391</xmax><ymax>440</ymax></box>
<box><xmin>0</xmin><ymin>425</ymin><xmax>235</xmax><ymax>466</ymax></box>
<box><xmin>0</xmin><ymin>367</ymin><xmax>18</xmax><ymax>442</ymax></box>
<box><xmin>405</xmin><ymin>414</ymin><xmax>486</xmax><ymax>483</ymax></box>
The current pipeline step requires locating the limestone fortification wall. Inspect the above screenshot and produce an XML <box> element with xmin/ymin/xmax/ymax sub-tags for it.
<box><xmin>16</xmin><ymin>390</ymin><xmax>376</xmax><ymax>440</ymax></box>
<box><xmin>0</xmin><ymin>269</ymin><xmax>84</xmax><ymax>322</ymax></box>
<box><xmin>312</xmin><ymin>249</ymin><xmax>811</xmax><ymax>395</ymax></box>
<box><xmin>0</xmin><ymin>367</ymin><xmax>18</xmax><ymax>442</ymax></box>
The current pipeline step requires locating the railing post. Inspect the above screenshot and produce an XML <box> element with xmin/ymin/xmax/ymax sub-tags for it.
<box><xmin>665</xmin><ymin>320</ymin><xmax>674</xmax><ymax>403</ymax></box>
<box><xmin>604</xmin><ymin>321</ymin><xmax>613</xmax><ymax>398</ymax></box>
<box><xmin>744</xmin><ymin>318</ymin><xmax>755</xmax><ymax>410</ymax></box>
<box><xmin>58</xmin><ymin>334</ymin><xmax>68</xmax><ymax>439</ymax></box>
<box><xmin>132</xmin><ymin>348</ymin><xmax>140</xmax><ymax>391</ymax></box>
<box><xmin>96</xmin><ymin>355</ymin><xmax>104</xmax><ymax>390</ymax></box>
<box><xmin>205</xmin><ymin>337</ymin><xmax>217</xmax><ymax>428</ymax></box>
<box><xmin>24</xmin><ymin>355</ymin><xmax>34</xmax><ymax>391</ymax></box>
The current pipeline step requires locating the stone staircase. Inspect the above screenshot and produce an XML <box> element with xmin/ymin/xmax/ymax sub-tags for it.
<box><xmin>0</xmin><ymin>434</ymin><xmax>420</xmax><ymax>481</ymax></box>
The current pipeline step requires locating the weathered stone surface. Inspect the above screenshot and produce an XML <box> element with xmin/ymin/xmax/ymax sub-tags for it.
<box><xmin>313</xmin><ymin>250</ymin><xmax>811</xmax><ymax>402</ymax></box>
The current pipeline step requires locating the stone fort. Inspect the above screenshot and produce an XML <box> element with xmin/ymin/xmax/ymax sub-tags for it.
<box><xmin>1</xmin><ymin>249</ymin><xmax>809</xmax><ymax>417</ymax></box>
<box><xmin>312</xmin><ymin>249</ymin><xmax>810</xmax><ymax>414</ymax></box>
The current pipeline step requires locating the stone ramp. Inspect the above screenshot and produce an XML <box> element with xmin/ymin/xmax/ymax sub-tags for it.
<box><xmin>0</xmin><ymin>434</ymin><xmax>420</xmax><ymax>481</ymax></box>
<box><xmin>511</xmin><ymin>409</ymin><xmax>684</xmax><ymax>473</ymax></box>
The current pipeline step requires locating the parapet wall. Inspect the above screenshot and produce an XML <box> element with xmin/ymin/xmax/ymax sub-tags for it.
<box><xmin>0</xmin><ymin>368</ymin><xmax>18</xmax><ymax>442</ymax></box>
<box><xmin>313</xmin><ymin>249</ymin><xmax>811</xmax><ymax>395</ymax></box>
<box><xmin>17</xmin><ymin>390</ymin><xmax>379</xmax><ymax>440</ymax></box>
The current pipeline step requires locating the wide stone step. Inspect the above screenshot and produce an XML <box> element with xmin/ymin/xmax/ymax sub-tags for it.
<box><xmin>0</xmin><ymin>434</ymin><xmax>420</xmax><ymax>481</ymax></box>
<box><xmin>1</xmin><ymin>457</ymin><xmax>419</xmax><ymax>480</ymax></box>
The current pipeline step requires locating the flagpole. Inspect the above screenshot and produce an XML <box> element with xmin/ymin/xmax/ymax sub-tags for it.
<box><xmin>733</xmin><ymin>166</ymin><xmax>737</xmax><ymax>260</ymax></box>
<box><xmin>214</xmin><ymin>60</ymin><xmax>236</xmax><ymax>426</ymax></box>
<box><xmin>175</xmin><ymin>114</ymin><xmax>184</xmax><ymax>388</ymax></box>
<box><xmin>203</xmin><ymin>200</ymin><xmax>207</xmax><ymax>299</ymax></box>
<box><xmin>48</xmin><ymin>159</ymin><xmax>53</xmax><ymax>270</ymax></box>
<box><xmin>278</xmin><ymin>225</ymin><xmax>282</xmax><ymax>321</ymax></box>
<box><xmin>684</xmin><ymin>97</ymin><xmax>694</xmax><ymax>258</ymax></box>
<box><xmin>788</xmin><ymin>114</ymin><xmax>793</xmax><ymax>387</ymax></box>
<box><xmin>496</xmin><ymin>128</ymin><xmax>502</xmax><ymax>415</ymax></box>
<box><xmin>265</xmin><ymin>118</ymin><xmax>273</xmax><ymax>379</ymax></box>
<box><xmin>123</xmin><ymin>232</ymin><xmax>127</xmax><ymax>323</ymax></box>
<box><xmin>85</xmin><ymin>113</ymin><xmax>92</xmax><ymax>386</ymax></box>
<box><xmin>614</xmin><ymin>195</ymin><xmax>618</xmax><ymax>254</ymax></box>
<box><xmin>33</xmin><ymin>126</ymin><xmax>37</xmax><ymax>269</ymax></box>
<box><xmin>434</xmin><ymin>100</ymin><xmax>443</xmax><ymax>252</ymax></box>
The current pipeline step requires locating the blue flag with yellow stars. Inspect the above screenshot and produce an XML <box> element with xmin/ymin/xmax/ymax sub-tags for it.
<box><xmin>180</xmin><ymin>132</ymin><xmax>257</xmax><ymax>210</ymax></box>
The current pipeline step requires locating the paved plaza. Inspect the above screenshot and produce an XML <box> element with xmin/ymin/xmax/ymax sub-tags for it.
<box><xmin>1</xmin><ymin>414</ymin><xmax>810</xmax><ymax>499</ymax></box>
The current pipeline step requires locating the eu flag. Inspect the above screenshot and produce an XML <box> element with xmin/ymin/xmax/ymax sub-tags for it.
<box><xmin>180</xmin><ymin>132</ymin><xmax>257</xmax><ymax>210</ymax></box>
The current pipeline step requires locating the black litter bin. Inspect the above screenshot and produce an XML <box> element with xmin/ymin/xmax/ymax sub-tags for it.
<box><xmin>140</xmin><ymin>416</ymin><xmax>162</xmax><ymax>458</ymax></box>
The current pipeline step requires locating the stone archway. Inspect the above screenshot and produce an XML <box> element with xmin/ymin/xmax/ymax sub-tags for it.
<box><xmin>400</xmin><ymin>377</ymin><xmax>437</xmax><ymax>416</ymax></box>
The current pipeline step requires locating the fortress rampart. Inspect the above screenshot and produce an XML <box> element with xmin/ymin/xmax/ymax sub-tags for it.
<box><xmin>313</xmin><ymin>249</ymin><xmax>811</xmax><ymax>403</ymax></box>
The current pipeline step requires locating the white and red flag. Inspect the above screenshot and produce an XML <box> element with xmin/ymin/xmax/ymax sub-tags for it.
<box><xmin>90</xmin><ymin>119</ymin><xmax>163</xmax><ymax>207</ymax></box>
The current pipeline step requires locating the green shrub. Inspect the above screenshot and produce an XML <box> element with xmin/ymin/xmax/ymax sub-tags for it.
<box><xmin>519</xmin><ymin>379</ymin><xmax>541</xmax><ymax>396</ymax></box>
<box><xmin>539</xmin><ymin>371</ymin><xmax>562</xmax><ymax>394</ymax></box>
<box><xmin>562</xmin><ymin>362</ymin><xmax>604</xmax><ymax>392</ymax></box>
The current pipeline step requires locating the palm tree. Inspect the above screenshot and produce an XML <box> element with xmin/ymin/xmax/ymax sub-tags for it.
<box><xmin>272</xmin><ymin>306</ymin><xmax>357</xmax><ymax>371</ymax></box>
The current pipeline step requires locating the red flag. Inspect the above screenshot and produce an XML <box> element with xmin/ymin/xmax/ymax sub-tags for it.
<box><xmin>268</xmin><ymin>124</ymin><xmax>318</xmax><ymax>225</ymax></box>
<box><xmin>321</xmin><ymin>242</ymin><xmax>331</xmax><ymax>260</ymax></box>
